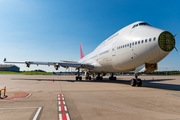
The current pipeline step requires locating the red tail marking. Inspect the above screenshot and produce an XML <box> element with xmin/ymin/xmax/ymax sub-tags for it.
<box><xmin>80</xmin><ymin>43</ymin><xmax>84</xmax><ymax>59</ymax></box>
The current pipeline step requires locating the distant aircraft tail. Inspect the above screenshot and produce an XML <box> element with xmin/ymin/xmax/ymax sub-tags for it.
<box><xmin>80</xmin><ymin>43</ymin><xmax>84</xmax><ymax>59</ymax></box>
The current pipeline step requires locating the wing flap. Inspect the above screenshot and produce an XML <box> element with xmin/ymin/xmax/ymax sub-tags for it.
<box><xmin>3</xmin><ymin>58</ymin><xmax>94</xmax><ymax>70</ymax></box>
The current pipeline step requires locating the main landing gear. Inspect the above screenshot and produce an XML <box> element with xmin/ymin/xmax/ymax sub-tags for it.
<box><xmin>76</xmin><ymin>68</ymin><xmax>82</xmax><ymax>81</ymax></box>
<box><xmin>109</xmin><ymin>73</ymin><xmax>116</xmax><ymax>80</ymax></box>
<box><xmin>131</xmin><ymin>74</ymin><xmax>142</xmax><ymax>87</ymax></box>
<box><xmin>85</xmin><ymin>72</ymin><xmax>91</xmax><ymax>80</ymax></box>
<box><xmin>96</xmin><ymin>73</ymin><xmax>103</xmax><ymax>80</ymax></box>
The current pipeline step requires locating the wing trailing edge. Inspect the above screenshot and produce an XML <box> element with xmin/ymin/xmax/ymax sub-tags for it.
<box><xmin>3</xmin><ymin>58</ymin><xmax>94</xmax><ymax>70</ymax></box>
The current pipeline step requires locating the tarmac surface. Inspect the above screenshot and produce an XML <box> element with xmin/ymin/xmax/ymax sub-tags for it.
<box><xmin>0</xmin><ymin>74</ymin><xmax>180</xmax><ymax>120</ymax></box>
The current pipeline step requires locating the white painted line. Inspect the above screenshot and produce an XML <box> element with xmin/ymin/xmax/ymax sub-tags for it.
<box><xmin>0</xmin><ymin>107</ymin><xmax>39</xmax><ymax>110</ymax></box>
<box><xmin>61</xmin><ymin>101</ymin><xmax>65</xmax><ymax>105</ymax></box>
<box><xmin>33</xmin><ymin>107</ymin><xmax>42</xmax><ymax>120</ymax></box>
<box><xmin>58</xmin><ymin>94</ymin><xmax>64</xmax><ymax>97</ymax></box>
<box><xmin>58</xmin><ymin>97</ymin><xmax>64</xmax><ymax>100</ymax></box>
<box><xmin>64</xmin><ymin>106</ymin><xmax>67</xmax><ymax>111</ymax></box>
<box><xmin>0</xmin><ymin>107</ymin><xmax>42</xmax><ymax>120</ymax></box>
<box><xmin>25</xmin><ymin>93</ymin><xmax>32</xmax><ymax>98</ymax></box>
<box><xmin>58</xmin><ymin>101</ymin><xmax>65</xmax><ymax>105</ymax></box>
<box><xmin>59</xmin><ymin>106</ymin><xmax>67</xmax><ymax>111</ymax></box>
<box><xmin>66</xmin><ymin>113</ymin><xmax>70</xmax><ymax>120</ymax></box>
<box><xmin>59</xmin><ymin>113</ymin><xmax>70</xmax><ymax>120</ymax></box>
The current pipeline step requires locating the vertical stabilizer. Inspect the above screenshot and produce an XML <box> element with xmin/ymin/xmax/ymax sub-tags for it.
<box><xmin>80</xmin><ymin>43</ymin><xmax>84</xmax><ymax>59</ymax></box>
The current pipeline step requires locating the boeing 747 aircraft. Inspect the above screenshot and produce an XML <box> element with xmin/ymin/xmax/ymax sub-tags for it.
<box><xmin>4</xmin><ymin>21</ymin><xmax>177</xmax><ymax>87</ymax></box>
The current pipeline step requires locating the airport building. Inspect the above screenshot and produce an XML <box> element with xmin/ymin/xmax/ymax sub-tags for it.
<box><xmin>0</xmin><ymin>64</ymin><xmax>20</xmax><ymax>72</ymax></box>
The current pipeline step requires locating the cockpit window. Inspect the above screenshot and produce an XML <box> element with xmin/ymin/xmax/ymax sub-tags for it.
<box><xmin>139</xmin><ymin>22</ymin><xmax>150</xmax><ymax>26</ymax></box>
<box><xmin>132</xmin><ymin>22</ymin><xmax>150</xmax><ymax>29</ymax></box>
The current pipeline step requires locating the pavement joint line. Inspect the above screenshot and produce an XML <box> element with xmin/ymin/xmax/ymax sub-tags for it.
<box><xmin>167</xmin><ymin>93</ymin><xmax>180</xmax><ymax>97</ymax></box>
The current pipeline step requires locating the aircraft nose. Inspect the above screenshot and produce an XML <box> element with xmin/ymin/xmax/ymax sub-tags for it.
<box><xmin>158</xmin><ymin>31</ymin><xmax>175</xmax><ymax>52</ymax></box>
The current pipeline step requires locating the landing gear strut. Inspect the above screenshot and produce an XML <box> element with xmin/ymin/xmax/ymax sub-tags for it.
<box><xmin>85</xmin><ymin>72</ymin><xmax>91</xmax><ymax>80</ymax></box>
<box><xmin>96</xmin><ymin>73</ymin><xmax>103</xmax><ymax>80</ymax></box>
<box><xmin>109</xmin><ymin>73</ymin><xmax>116</xmax><ymax>80</ymax></box>
<box><xmin>131</xmin><ymin>74</ymin><xmax>142</xmax><ymax>87</ymax></box>
<box><xmin>76</xmin><ymin>68</ymin><xmax>82</xmax><ymax>81</ymax></box>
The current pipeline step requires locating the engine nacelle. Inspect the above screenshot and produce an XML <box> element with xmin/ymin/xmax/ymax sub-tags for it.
<box><xmin>54</xmin><ymin>63</ymin><xmax>60</xmax><ymax>70</ymax></box>
<box><xmin>25</xmin><ymin>62</ymin><xmax>30</xmax><ymax>68</ymax></box>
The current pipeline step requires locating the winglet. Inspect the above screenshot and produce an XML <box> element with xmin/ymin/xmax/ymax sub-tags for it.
<box><xmin>3</xmin><ymin>58</ymin><xmax>6</xmax><ymax>62</ymax></box>
<box><xmin>80</xmin><ymin>43</ymin><xmax>84</xmax><ymax>59</ymax></box>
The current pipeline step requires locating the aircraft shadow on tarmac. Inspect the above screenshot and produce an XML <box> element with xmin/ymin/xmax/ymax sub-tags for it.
<box><xmin>11</xmin><ymin>77</ymin><xmax>180</xmax><ymax>92</ymax></box>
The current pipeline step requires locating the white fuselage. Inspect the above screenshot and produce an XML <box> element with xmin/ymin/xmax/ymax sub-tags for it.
<box><xmin>78</xmin><ymin>21</ymin><xmax>174</xmax><ymax>73</ymax></box>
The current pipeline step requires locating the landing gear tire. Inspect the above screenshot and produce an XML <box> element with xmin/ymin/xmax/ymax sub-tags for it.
<box><xmin>76</xmin><ymin>76</ymin><xmax>78</xmax><ymax>81</ymax></box>
<box><xmin>109</xmin><ymin>77</ymin><xmax>116</xmax><ymax>80</ymax></box>
<box><xmin>137</xmin><ymin>78</ymin><xmax>142</xmax><ymax>87</ymax></box>
<box><xmin>96</xmin><ymin>76</ymin><xmax>102</xmax><ymax>80</ymax></box>
<box><xmin>85</xmin><ymin>76</ymin><xmax>91</xmax><ymax>80</ymax></box>
<box><xmin>131</xmin><ymin>78</ymin><xmax>136</xmax><ymax>86</ymax></box>
<box><xmin>76</xmin><ymin>76</ymin><xmax>82</xmax><ymax>81</ymax></box>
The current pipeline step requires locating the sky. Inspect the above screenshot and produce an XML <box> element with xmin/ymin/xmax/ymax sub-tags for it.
<box><xmin>0</xmin><ymin>0</ymin><xmax>179</xmax><ymax>72</ymax></box>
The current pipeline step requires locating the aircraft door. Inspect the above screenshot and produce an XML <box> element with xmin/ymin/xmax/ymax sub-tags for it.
<box><xmin>112</xmin><ymin>47</ymin><xmax>116</xmax><ymax>56</ymax></box>
<box><xmin>131</xmin><ymin>41</ymin><xmax>139</xmax><ymax>65</ymax></box>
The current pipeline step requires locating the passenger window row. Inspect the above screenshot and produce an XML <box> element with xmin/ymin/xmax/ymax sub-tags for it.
<box><xmin>117</xmin><ymin>37</ymin><xmax>156</xmax><ymax>50</ymax></box>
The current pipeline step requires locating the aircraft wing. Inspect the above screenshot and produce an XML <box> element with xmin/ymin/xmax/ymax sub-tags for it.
<box><xmin>3</xmin><ymin>58</ymin><xmax>94</xmax><ymax>70</ymax></box>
